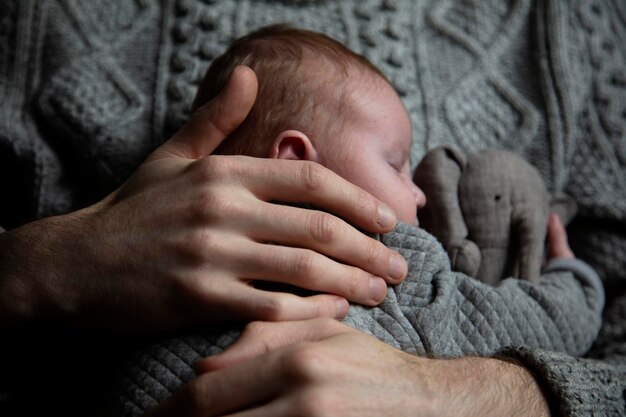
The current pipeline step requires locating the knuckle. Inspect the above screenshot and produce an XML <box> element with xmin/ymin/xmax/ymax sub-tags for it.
<box><xmin>291</xmin><ymin>250</ymin><xmax>316</xmax><ymax>278</ymax></box>
<box><xmin>192</xmin><ymin>156</ymin><xmax>220</xmax><ymax>181</ymax></box>
<box><xmin>255</xmin><ymin>296</ymin><xmax>286</xmax><ymax>321</ymax></box>
<box><xmin>187</xmin><ymin>230</ymin><xmax>219</xmax><ymax>253</ymax></box>
<box><xmin>171</xmin><ymin>230</ymin><xmax>219</xmax><ymax>266</ymax></box>
<box><xmin>192</xmin><ymin>155</ymin><xmax>239</xmax><ymax>182</ymax></box>
<box><xmin>242</xmin><ymin>320</ymin><xmax>267</xmax><ymax>336</ymax></box>
<box><xmin>344</xmin><ymin>269</ymin><xmax>363</xmax><ymax>300</ymax></box>
<box><xmin>190</xmin><ymin>190</ymin><xmax>221</xmax><ymax>221</ymax></box>
<box><xmin>284</xmin><ymin>344</ymin><xmax>326</xmax><ymax>383</ymax></box>
<box><xmin>193</xmin><ymin>189</ymin><xmax>248</xmax><ymax>224</ymax></box>
<box><xmin>241</xmin><ymin>321</ymin><xmax>276</xmax><ymax>355</ymax></box>
<box><xmin>301</xmin><ymin>162</ymin><xmax>328</xmax><ymax>194</ymax></box>
<box><xmin>364</xmin><ymin>240</ymin><xmax>384</xmax><ymax>269</ymax></box>
<box><xmin>355</xmin><ymin>188</ymin><xmax>374</xmax><ymax>214</ymax></box>
<box><xmin>307</xmin><ymin>212</ymin><xmax>338</xmax><ymax>244</ymax></box>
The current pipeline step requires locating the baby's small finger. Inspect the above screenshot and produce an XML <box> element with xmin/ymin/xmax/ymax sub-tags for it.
<box><xmin>547</xmin><ymin>213</ymin><xmax>574</xmax><ymax>259</ymax></box>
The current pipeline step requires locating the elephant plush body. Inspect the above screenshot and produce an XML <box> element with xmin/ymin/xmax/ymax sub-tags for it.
<box><xmin>414</xmin><ymin>146</ymin><xmax>573</xmax><ymax>285</ymax></box>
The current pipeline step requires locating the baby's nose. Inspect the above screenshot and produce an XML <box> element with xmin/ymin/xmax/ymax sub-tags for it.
<box><xmin>413</xmin><ymin>183</ymin><xmax>427</xmax><ymax>209</ymax></box>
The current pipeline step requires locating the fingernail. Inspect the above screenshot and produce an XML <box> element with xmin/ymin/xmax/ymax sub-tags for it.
<box><xmin>377</xmin><ymin>204</ymin><xmax>396</xmax><ymax>229</ymax></box>
<box><xmin>335</xmin><ymin>297</ymin><xmax>349</xmax><ymax>318</ymax></box>
<box><xmin>389</xmin><ymin>253</ymin><xmax>407</xmax><ymax>281</ymax></box>
<box><xmin>369</xmin><ymin>277</ymin><xmax>387</xmax><ymax>303</ymax></box>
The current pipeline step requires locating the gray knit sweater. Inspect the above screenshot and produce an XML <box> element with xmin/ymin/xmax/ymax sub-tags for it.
<box><xmin>1</xmin><ymin>0</ymin><xmax>625</xmax><ymax>416</ymax></box>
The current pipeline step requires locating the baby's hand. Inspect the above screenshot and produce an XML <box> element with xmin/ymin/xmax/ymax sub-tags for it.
<box><xmin>546</xmin><ymin>213</ymin><xmax>575</xmax><ymax>259</ymax></box>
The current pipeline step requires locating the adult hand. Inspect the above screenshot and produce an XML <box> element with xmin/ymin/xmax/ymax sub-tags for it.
<box><xmin>147</xmin><ymin>319</ymin><xmax>550</xmax><ymax>416</ymax></box>
<box><xmin>0</xmin><ymin>66</ymin><xmax>407</xmax><ymax>331</ymax></box>
<box><xmin>546</xmin><ymin>212</ymin><xmax>575</xmax><ymax>259</ymax></box>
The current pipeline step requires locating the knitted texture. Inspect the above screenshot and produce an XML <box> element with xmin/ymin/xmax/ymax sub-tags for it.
<box><xmin>111</xmin><ymin>223</ymin><xmax>605</xmax><ymax>416</ymax></box>
<box><xmin>0</xmin><ymin>0</ymin><xmax>625</xmax><ymax>416</ymax></box>
<box><xmin>502</xmin><ymin>346</ymin><xmax>626</xmax><ymax>416</ymax></box>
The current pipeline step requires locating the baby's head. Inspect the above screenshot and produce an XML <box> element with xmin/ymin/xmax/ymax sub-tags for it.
<box><xmin>193</xmin><ymin>24</ymin><xmax>425</xmax><ymax>225</ymax></box>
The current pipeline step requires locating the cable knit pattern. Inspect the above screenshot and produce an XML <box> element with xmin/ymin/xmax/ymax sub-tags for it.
<box><xmin>0</xmin><ymin>0</ymin><xmax>625</xmax><ymax>416</ymax></box>
<box><xmin>503</xmin><ymin>346</ymin><xmax>626</xmax><ymax>416</ymax></box>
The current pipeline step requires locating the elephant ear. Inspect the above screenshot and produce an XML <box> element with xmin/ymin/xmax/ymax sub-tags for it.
<box><xmin>414</xmin><ymin>146</ymin><xmax>481</xmax><ymax>277</ymax></box>
<box><xmin>550</xmin><ymin>192</ymin><xmax>578</xmax><ymax>225</ymax></box>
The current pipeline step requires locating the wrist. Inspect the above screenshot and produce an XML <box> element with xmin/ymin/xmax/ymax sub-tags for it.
<box><xmin>0</xmin><ymin>210</ymin><xmax>92</xmax><ymax>326</ymax></box>
<box><xmin>419</xmin><ymin>356</ymin><xmax>551</xmax><ymax>417</ymax></box>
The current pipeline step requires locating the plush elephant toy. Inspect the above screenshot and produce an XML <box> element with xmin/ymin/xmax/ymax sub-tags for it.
<box><xmin>413</xmin><ymin>146</ymin><xmax>575</xmax><ymax>285</ymax></box>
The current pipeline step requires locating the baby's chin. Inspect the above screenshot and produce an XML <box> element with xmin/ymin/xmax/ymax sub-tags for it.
<box><xmin>404</xmin><ymin>216</ymin><xmax>418</xmax><ymax>227</ymax></box>
<box><xmin>394</xmin><ymin>211</ymin><xmax>418</xmax><ymax>227</ymax></box>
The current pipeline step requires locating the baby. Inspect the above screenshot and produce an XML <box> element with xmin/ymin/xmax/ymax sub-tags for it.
<box><xmin>192</xmin><ymin>24</ymin><xmax>423</xmax><ymax>227</ymax></box>
<box><xmin>193</xmin><ymin>24</ymin><xmax>589</xmax><ymax>280</ymax></box>
<box><xmin>113</xmin><ymin>25</ymin><xmax>605</xmax><ymax>415</ymax></box>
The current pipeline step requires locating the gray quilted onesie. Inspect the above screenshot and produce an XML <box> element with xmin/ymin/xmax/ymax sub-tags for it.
<box><xmin>113</xmin><ymin>222</ymin><xmax>604</xmax><ymax>416</ymax></box>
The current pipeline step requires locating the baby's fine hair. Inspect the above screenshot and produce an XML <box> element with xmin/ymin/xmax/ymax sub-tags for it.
<box><xmin>192</xmin><ymin>24</ymin><xmax>388</xmax><ymax>157</ymax></box>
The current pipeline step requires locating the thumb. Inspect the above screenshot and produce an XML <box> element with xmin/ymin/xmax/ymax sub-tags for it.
<box><xmin>150</xmin><ymin>65</ymin><xmax>258</xmax><ymax>161</ymax></box>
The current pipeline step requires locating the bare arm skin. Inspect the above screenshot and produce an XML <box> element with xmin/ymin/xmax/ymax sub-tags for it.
<box><xmin>143</xmin><ymin>319</ymin><xmax>547</xmax><ymax>417</ymax></box>
<box><xmin>0</xmin><ymin>66</ymin><xmax>407</xmax><ymax>331</ymax></box>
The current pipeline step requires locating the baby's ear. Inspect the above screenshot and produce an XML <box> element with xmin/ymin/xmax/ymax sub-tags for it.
<box><xmin>269</xmin><ymin>130</ymin><xmax>320</xmax><ymax>162</ymax></box>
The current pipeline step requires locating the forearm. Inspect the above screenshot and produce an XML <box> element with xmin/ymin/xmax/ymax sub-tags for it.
<box><xmin>0</xmin><ymin>212</ymin><xmax>84</xmax><ymax>326</ymax></box>
<box><xmin>421</xmin><ymin>355</ymin><xmax>551</xmax><ymax>417</ymax></box>
<box><xmin>180</xmin><ymin>320</ymin><xmax>555</xmax><ymax>417</ymax></box>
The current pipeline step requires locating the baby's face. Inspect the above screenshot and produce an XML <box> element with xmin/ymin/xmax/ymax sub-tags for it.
<box><xmin>318</xmin><ymin>75</ymin><xmax>425</xmax><ymax>226</ymax></box>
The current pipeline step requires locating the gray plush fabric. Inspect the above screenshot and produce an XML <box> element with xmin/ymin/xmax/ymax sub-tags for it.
<box><xmin>351</xmin><ymin>224</ymin><xmax>604</xmax><ymax>357</ymax></box>
<box><xmin>1</xmin><ymin>0</ymin><xmax>625</xmax><ymax>416</ymax></box>
<box><xmin>414</xmin><ymin>146</ymin><xmax>553</xmax><ymax>285</ymax></box>
<box><xmin>112</xmin><ymin>222</ymin><xmax>604</xmax><ymax>416</ymax></box>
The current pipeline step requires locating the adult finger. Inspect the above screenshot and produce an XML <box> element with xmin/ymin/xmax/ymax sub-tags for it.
<box><xmin>196</xmin><ymin>318</ymin><xmax>351</xmax><ymax>373</ymax></box>
<box><xmin>246</xmin><ymin>203</ymin><xmax>406</xmax><ymax>283</ymax></box>
<box><xmin>147</xmin><ymin>367</ymin><xmax>278</xmax><ymax>417</ymax></box>
<box><xmin>150</xmin><ymin>65</ymin><xmax>258</xmax><ymax>161</ymax></box>
<box><xmin>181</xmin><ymin>155</ymin><xmax>398</xmax><ymax>233</ymax></box>
<box><xmin>212</xmin><ymin>284</ymin><xmax>350</xmax><ymax>322</ymax></box>
<box><xmin>547</xmin><ymin>212</ymin><xmax>574</xmax><ymax>259</ymax></box>
<box><xmin>231</xmin><ymin>242</ymin><xmax>389</xmax><ymax>305</ymax></box>
<box><xmin>247</xmin><ymin>159</ymin><xmax>398</xmax><ymax>232</ymax></box>
<box><xmin>152</xmin><ymin>343</ymin><xmax>310</xmax><ymax>417</ymax></box>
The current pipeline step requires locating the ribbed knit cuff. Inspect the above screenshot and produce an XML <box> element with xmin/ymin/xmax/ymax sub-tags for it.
<box><xmin>544</xmin><ymin>257</ymin><xmax>606</xmax><ymax>312</ymax></box>
<box><xmin>498</xmin><ymin>346</ymin><xmax>626</xmax><ymax>416</ymax></box>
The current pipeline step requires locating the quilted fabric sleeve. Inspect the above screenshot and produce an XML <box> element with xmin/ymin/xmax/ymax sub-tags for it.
<box><xmin>343</xmin><ymin>222</ymin><xmax>605</xmax><ymax>358</ymax></box>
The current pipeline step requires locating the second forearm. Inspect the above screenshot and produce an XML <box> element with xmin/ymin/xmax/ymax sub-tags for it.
<box><xmin>421</xmin><ymin>356</ymin><xmax>552</xmax><ymax>417</ymax></box>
